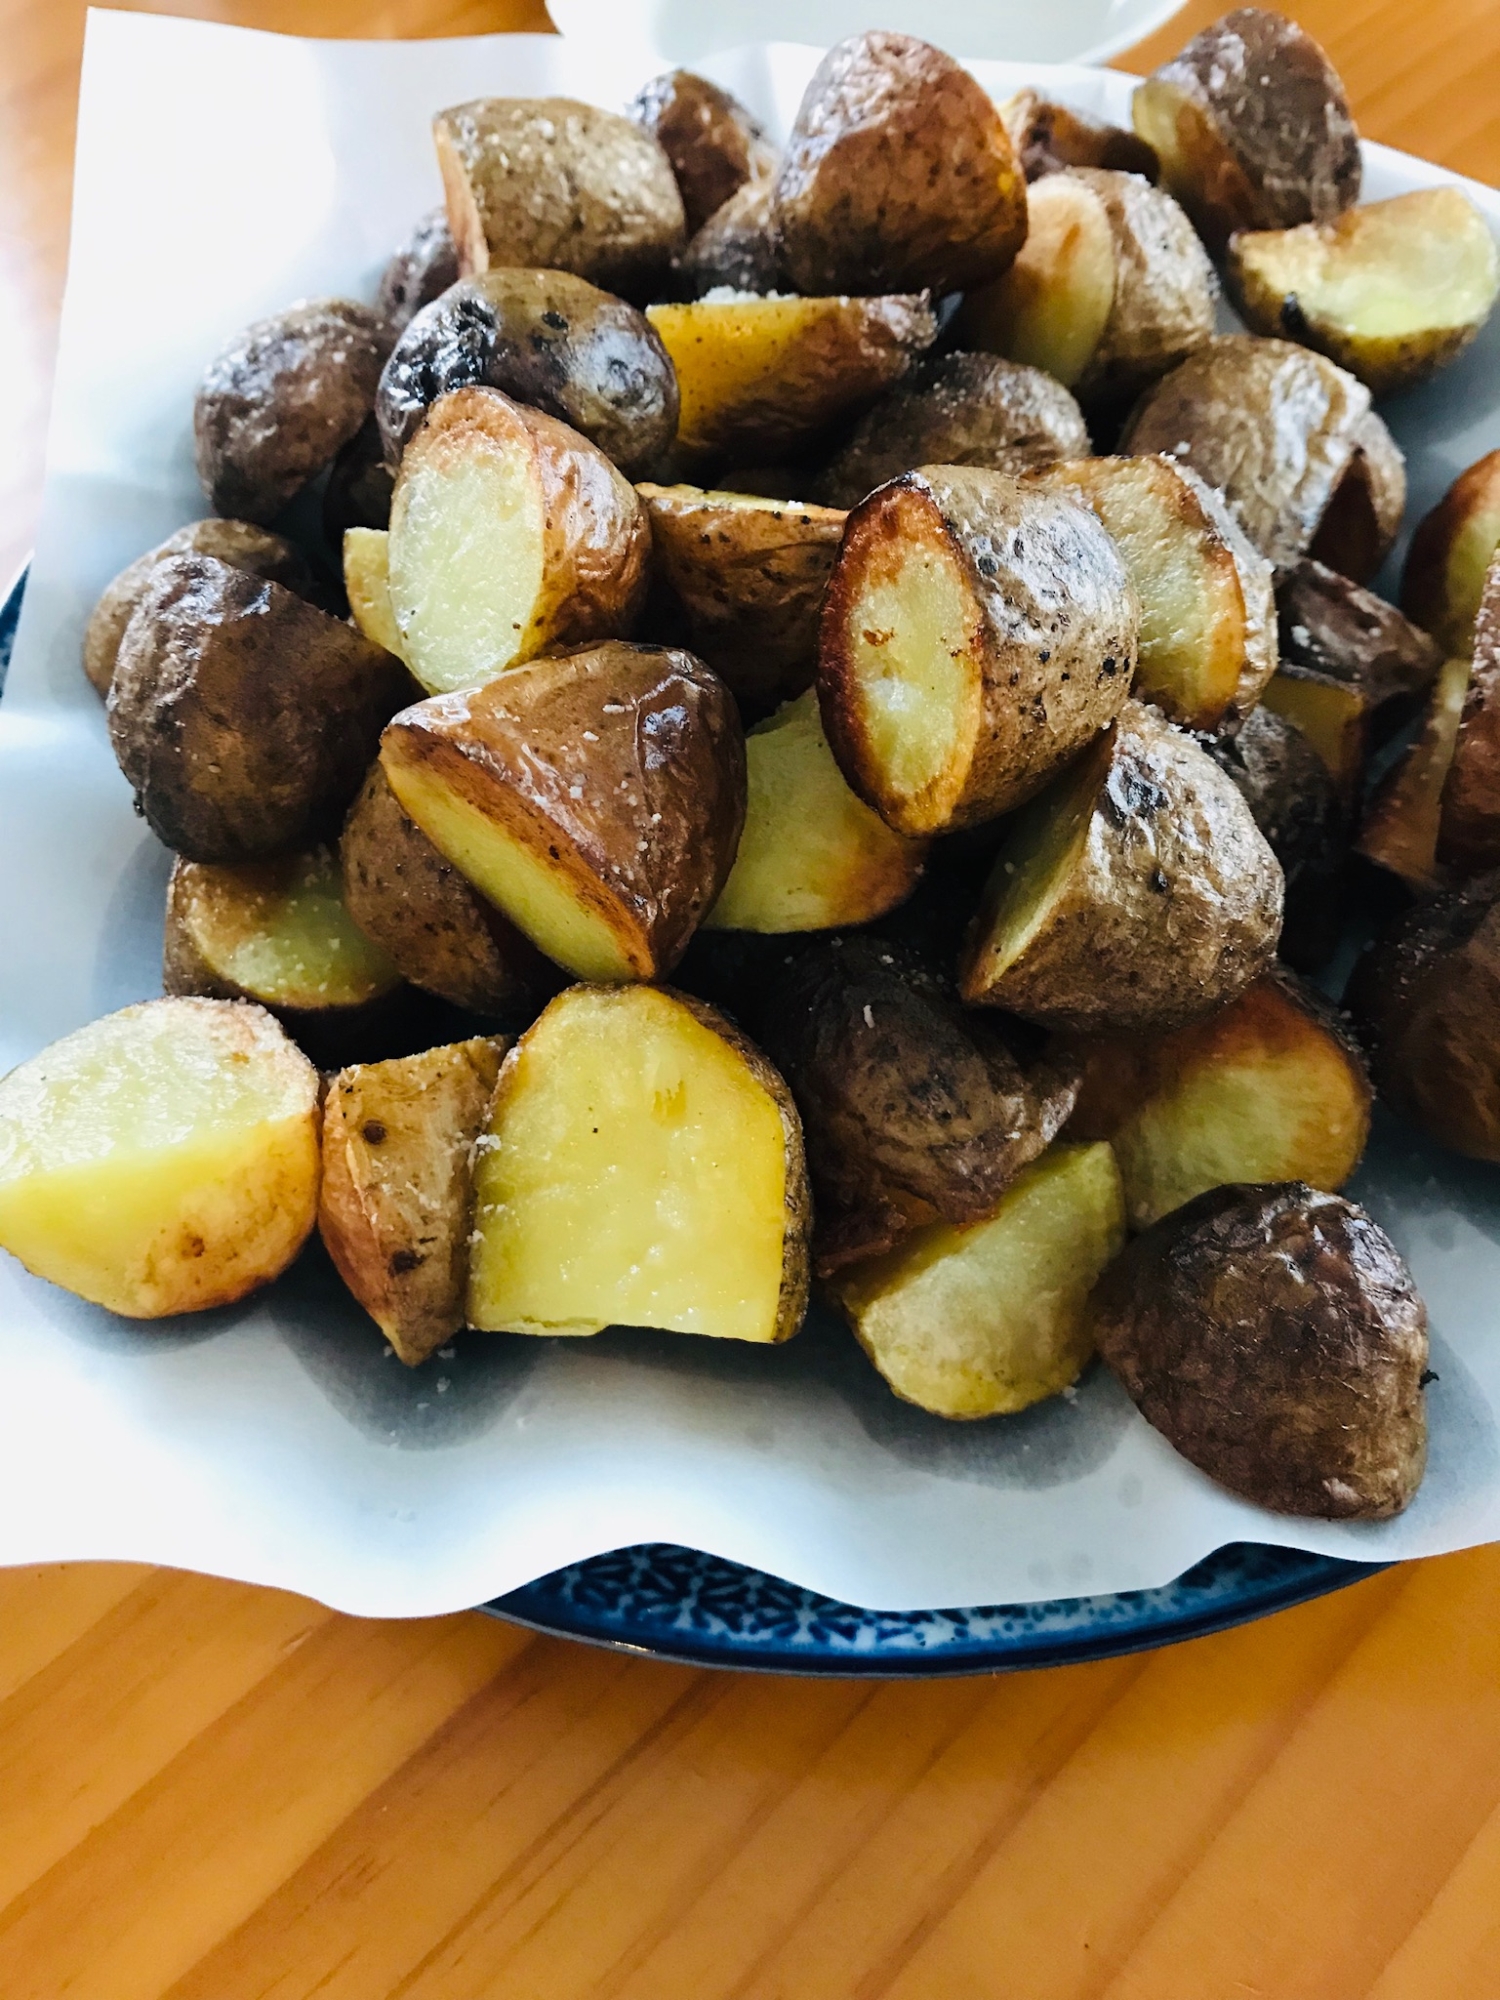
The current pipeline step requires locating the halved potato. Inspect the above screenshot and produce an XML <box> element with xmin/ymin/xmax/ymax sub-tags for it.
<box><xmin>319</xmin><ymin>1036</ymin><xmax>507</xmax><ymax>1365</ymax></box>
<box><xmin>818</xmin><ymin>467</ymin><xmax>1138</xmax><ymax>837</ymax></box>
<box><xmin>1036</xmin><ymin>454</ymin><xmax>1275</xmax><ymax>729</ymax></box>
<box><xmin>644</xmin><ymin>293</ymin><xmax>936</xmax><ymax>462</ymax></box>
<box><xmin>467</xmin><ymin>984</ymin><xmax>809</xmax><ymax>1343</ymax></box>
<box><xmin>1402</xmin><ymin>449</ymin><xmax>1500</xmax><ymax>655</ymax></box>
<box><xmin>959</xmin><ymin>700</ymin><xmax>1283</xmax><ymax>1032</ymax></box>
<box><xmin>343</xmin><ymin>528</ymin><xmax>403</xmax><ymax>659</ymax></box>
<box><xmin>387</xmin><ymin>387</ymin><xmax>650</xmax><ymax>696</ymax></box>
<box><xmin>1227</xmin><ymin>189</ymin><xmax>1500</xmax><ymax>400</ymax></box>
<box><xmin>381</xmin><ymin>642</ymin><xmax>745</xmax><ymax>983</ymax></box>
<box><xmin>0</xmin><ymin>998</ymin><xmax>320</xmax><ymax>1319</ymax></box>
<box><xmin>1260</xmin><ymin>665</ymin><xmax>1371</xmax><ymax>807</ymax></box>
<box><xmin>1356</xmin><ymin>654</ymin><xmax>1472</xmax><ymax>891</ymax></box>
<box><xmin>828</xmin><ymin>1142</ymin><xmax>1125</xmax><ymax>1420</ymax></box>
<box><xmin>705</xmin><ymin>691</ymin><xmax>926</xmax><ymax>933</ymax></box>
<box><xmin>999</xmin><ymin>87</ymin><xmax>1159</xmax><ymax>182</ymax></box>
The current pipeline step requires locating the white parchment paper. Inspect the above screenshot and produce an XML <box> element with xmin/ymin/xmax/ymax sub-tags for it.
<box><xmin>3</xmin><ymin>9</ymin><xmax>1500</xmax><ymax>1617</ymax></box>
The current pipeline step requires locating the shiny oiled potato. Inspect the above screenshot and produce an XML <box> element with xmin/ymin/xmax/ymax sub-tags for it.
<box><xmin>1402</xmin><ymin>450</ymin><xmax>1500</xmax><ymax>656</ymax></box>
<box><xmin>375</xmin><ymin>207</ymin><xmax>460</xmax><ymax>332</ymax></box>
<box><xmin>628</xmin><ymin>70</ymin><xmax>776</xmax><ymax>236</ymax></box>
<box><xmin>1356</xmin><ymin>654</ymin><xmax>1472</xmax><ymax>892</ymax></box>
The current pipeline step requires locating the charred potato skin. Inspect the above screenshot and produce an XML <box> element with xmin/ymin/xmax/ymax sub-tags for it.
<box><xmin>999</xmin><ymin>88</ymin><xmax>1159</xmax><ymax>182</ymax></box>
<box><xmin>773</xmin><ymin>30</ymin><xmax>1027</xmax><ymax>298</ymax></box>
<box><xmin>1091</xmin><ymin>1182</ymin><xmax>1428</xmax><ymax>1521</ymax></box>
<box><xmin>628</xmin><ymin>70</ymin><xmax>776</xmax><ymax>236</ymax></box>
<box><xmin>375</xmin><ymin>208</ymin><xmax>461</xmax><ymax>333</ymax></box>
<box><xmin>375</xmin><ymin>270</ymin><xmax>680</xmax><ymax>478</ymax></box>
<box><xmin>108</xmin><ymin>555</ymin><xmax>411</xmax><ymax>864</ymax></box>
<box><xmin>193</xmin><ymin>300</ymin><xmax>392</xmax><ymax>524</ymax></box>
<box><xmin>1277</xmin><ymin>557</ymin><xmax>1443</xmax><ymax>732</ymax></box>
<box><xmin>675</xmin><ymin>178</ymin><xmax>787</xmax><ymax>298</ymax></box>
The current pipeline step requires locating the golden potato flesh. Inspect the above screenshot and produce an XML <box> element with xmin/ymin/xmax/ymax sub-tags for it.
<box><xmin>1260</xmin><ymin>666</ymin><xmax>1370</xmax><ymax>807</ymax></box>
<box><xmin>468</xmin><ymin>985</ymin><xmax>809</xmax><ymax>1343</ymax></box>
<box><xmin>343</xmin><ymin>528</ymin><xmax>403</xmax><ymax>659</ymax></box>
<box><xmin>0</xmin><ymin>998</ymin><xmax>320</xmax><ymax>1318</ymax></box>
<box><xmin>957</xmin><ymin>171</ymin><xmax>1116</xmax><ymax>391</ymax></box>
<box><xmin>1403</xmin><ymin>450</ymin><xmax>1500</xmax><ymax>656</ymax></box>
<box><xmin>1228</xmin><ymin>189</ymin><xmax>1500</xmax><ymax>400</ymax></box>
<box><xmin>829</xmin><ymin>1142</ymin><xmax>1125</xmax><ymax>1420</ymax></box>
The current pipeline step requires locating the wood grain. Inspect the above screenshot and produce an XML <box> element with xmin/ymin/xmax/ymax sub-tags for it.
<box><xmin>3</xmin><ymin>3</ymin><xmax>1500</xmax><ymax>1994</ymax></box>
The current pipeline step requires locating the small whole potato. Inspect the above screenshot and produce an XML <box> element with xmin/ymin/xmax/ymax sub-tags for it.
<box><xmin>375</xmin><ymin>207</ymin><xmax>461</xmax><ymax>333</ymax></box>
<box><xmin>628</xmin><ymin>70</ymin><xmax>776</xmax><ymax>236</ymax></box>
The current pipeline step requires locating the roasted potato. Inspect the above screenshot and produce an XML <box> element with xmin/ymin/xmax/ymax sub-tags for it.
<box><xmin>628</xmin><ymin>70</ymin><xmax>776</xmax><ymax>236</ymax></box>
<box><xmin>319</xmin><ymin>1036</ymin><xmax>507</xmax><ymax>1364</ymax></box>
<box><xmin>1276</xmin><ymin>557</ymin><xmax>1443</xmax><ymax>736</ymax></box>
<box><xmin>1346</xmin><ymin>870</ymin><xmax>1500</xmax><ymax>1159</ymax></box>
<box><xmin>999</xmin><ymin>87</ymin><xmax>1158</xmax><ymax>183</ymax></box>
<box><xmin>342</xmin><ymin>527</ymin><xmax>404</xmax><ymax>659</ymax></box>
<box><xmin>645</xmin><ymin>292</ymin><xmax>936</xmax><ymax>463</ymax></box>
<box><xmin>1436</xmin><ymin>572</ymin><xmax>1500</xmax><ymax>873</ymax></box>
<box><xmin>829</xmin><ymin>1142</ymin><xmax>1125</xmax><ymax>1420</ymax></box>
<box><xmin>773</xmin><ymin>30</ymin><xmax>1026</xmax><ymax>297</ymax></box>
<box><xmin>1319</xmin><ymin>408</ymin><xmax>1407</xmax><ymax>585</ymax></box>
<box><xmin>636</xmin><ymin>482</ymin><xmax>845</xmax><ymax>710</ymax></box>
<box><xmin>108</xmin><ymin>554</ymin><xmax>410</xmax><ymax>864</ymax></box>
<box><xmin>1091</xmin><ymin>1182</ymin><xmax>1427</xmax><ymax>1519</ymax></box>
<box><xmin>193</xmin><ymin>300</ymin><xmax>392</xmax><ymax>524</ymax></box>
<box><xmin>1259</xmin><ymin>664</ymin><xmax>1371</xmax><ymax>807</ymax></box>
<box><xmin>433</xmin><ymin>97</ymin><xmax>686</xmax><ymax>297</ymax></box>
<box><xmin>956</xmin><ymin>168</ymin><xmax>1217</xmax><ymax>412</ymax></box>
<box><xmin>705</xmin><ymin>692</ymin><xmax>927</xmax><ymax>936</ymax></box>
<box><xmin>758</xmin><ymin>934</ymin><xmax>1079</xmax><ymax>1274</ymax></box>
<box><xmin>467</xmin><ymin>983</ymin><xmax>810</xmax><ymax>1343</ymax></box>
<box><xmin>375</xmin><ymin>206</ymin><xmax>460</xmax><ymax>333</ymax></box>
<box><xmin>82</xmin><ymin>519</ymin><xmax>312</xmax><ymax>698</ymax></box>
<box><xmin>1036</xmin><ymin>454</ymin><xmax>1275</xmax><ymax>729</ymax></box>
<box><xmin>675</xmin><ymin>178</ymin><xmax>787</xmax><ymax>298</ymax></box>
<box><xmin>381</xmin><ymin>641</ymin><xmax>745</xmax><ymax>983</ymax></box>
<box><xmin>1227</xmin><ymin>188</ymin><xmax>1500</xmax><ymax>400</ymax></box>
<box><xmin>1356</xmin><ymin>654</ymin><xmax>1472</xmax><ymax>893</ymax></box>
<box><xmin>1402</xmin><ymin>448</ymin><xmax>1500</xmax><ymax>655</ymax></box>
<box><xmin>818</xmin><ymin>466</ymin><xmax>1138</xmax><ymax>837</ymax></box>
<box><xmin>375</xmin><ymin>269</ymin><xmax>679</xmax><ymax>478</ymax></box>
<box><xmin>1131</xmin><ymin>7</ymin><xmax>1361</xmax><ymax>254</ymax></box>
<box><xmin>959</xmin><ymin>699</ymin><xmax>1283</xmax><ymax>1031</ymax></box>
<box><xmin>0</xmin><ymin>998</ymin><xmax>320</xmax><ymax>1319</ymax></box>
<box><xmin>386</xmin><ymin>386</ymin><xmax>650</xmax><ymax>695</ymax></box>
<box><xmin>322</xmin><ymin>417</ymin><xmax>393</xmax><ymax>542</ymax></box>
<box><xmin>811</xmin><ymin>353</ymin><xmax>1089</xmax><ymax>512</ymax></box>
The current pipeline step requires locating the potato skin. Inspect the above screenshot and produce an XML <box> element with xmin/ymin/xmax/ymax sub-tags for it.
<box><xmin>323</xmin><ymin>417</ymin><xmax>394</xmax><ymax>542</ymax></box>
<box><xmin>675</xmin><ymin>178</ymin><xmax>787</xmax><ymax>298</ymax></box>
<box><xmin>1075</xmin><ymin>169</ymin><xmax>1218</xmax><ymax>409</ymax></box>
<box><xmin>376</xmin><ymin>270</ymin><xmax>679</xmax><ymax>477</ymax></box>
<box><xmin>1312</xmin><ymin>409</ymin><xmax>1407</xmax><ymax>586</ymax></box>
<box><xmin>375</xmin><ymin>208</ymin><xmax>460</xmax><ymax>333</ymax></box>
<box><xmin>1277</xmin><ymin>557</ymin><xmax>1442</xmax><ymax>731</ymax></box>
<box><xmin>193</xmin><ymin>300</ymin><xmax>392</xmax><ymax>524</ymax></box>
<box><xmin>108</xmin><ymin>554</ymin><xmax>411</xmax><ymax>863</ymax></box>
<box><xmin>1402</xmin><ymin>449</ymin><xmax>1500</xmax><ymax>655</ymax></box>
<box><xmin>773</xmin><ymin>30</ymin><xmax>1027</xmax><ymax>297</ymax></box>
<box><xmin>434</xmin><ymin>97</ymin><xmax>686</xmax><ymax>298</ymax></box>
<box><xmin>628</xmin><ymin>70</ymin><xmax>776</xmax><ymax>236</ymax></box>
<box><xmin>1091</xmin><ymin>1182</ymin><xmax>1427</xmax><ymax>1520</ymax></box>
<box><xmin>999</xmin><ymin>88</ymin><xmax>1159</xmax><ymax>182</ymax></box>
<box><xmin>1437</xmin><ymin>562</ymin><xmax>1500</xmax><ymax>872</ymax></box>
<box><xmin>812</xmin><ymin>353</ymin><xmax>1089</xmax><ymax>511</ymax></box>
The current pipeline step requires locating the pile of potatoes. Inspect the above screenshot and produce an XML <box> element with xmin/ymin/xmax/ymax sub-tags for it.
<box><xmin>13</xmin><ymin>6</ymin><xmax>1500</xmax><ymax>1526</ymax></box>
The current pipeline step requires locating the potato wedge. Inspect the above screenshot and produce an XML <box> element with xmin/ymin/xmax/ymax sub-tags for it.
<box><xmin>1091</xmin><ymin>1183</ymin><xmax>1427</xmax><ymax>1519</ymax></box>
<box><xmin>1276</xmin><ymin>557</ymin><xmax>1443</xmax><ymax>734</ymax></box>
<box><xmin>675</xmin><ymin>179</ymin><xmax>787</xmax><ymax>299</ymax></box>
<box><xmin>1259</xmin><ymin>664</ymin><xmax>1370</xmax><ymax>807</ymax></box>
<box><xmin>636</xmin><ymin>482</ymin><xmax>845</xmax><ymax>710</ymax></box>
<box><xmin>433</xmin><ymin>97</ymin><xmax>685</xmax><ymax>296</ymax></box>
<box><xmin>773</xmin><ymin>30</ymin><xmax>1026</xmax><ymax>297</ymax></box>
<box><xmin>999</xmin><ymin>87</ymin><xmax>1159</xmax><ymax>183</ymax></box>
<box><xmin>343</xmin><ymin>527</ymin><xmax>403</xmax><ymax>659</ymax></box>
<box><xmin>468</xmin><ymin>984</ymin><xmax>809</xmax><ymax>1343</ymax></box>
<box><xmin>956</xmin><ymin>168</ymin><xmax>1217</xmax><ymax>411</ymax></box>
<box><xmin>319</xmin><ymin>1036</ymin><xmax>507</xmax><ymax>1365</ymax></box>
<box><xmin>812</xmin><ymin>353</ymin><xmax>1089</xmax><ymax>512</ymax></box>
<box><xmin>818</xmin><ymin>467</ymin><xmax>1138</xmax><ymax>837</ymax></box>
<box><xmin>1315</xmin><ymin>408</ymin><xmax>1406</xmax><ymax>585</ymax></box>
<box><xmin>1036</xmin><ymin>454</ymin><xmax>1275</xmax><ymax>729</ymax></box>
<box><xmin>381</xmin><ymin>641</ymin><xmax>745</xmax><ymax>983</ymax></box>
<box><xmin>645</xmin><ymin>292</ymin><xmax>936</xmax><ymax>463</ymax></box>
<box><xmin>386</xmin><ymin>387</ymin><xmax>649</xmax><ymax>696</ymax></box>
<box><xmin>829</xmin><ymin>1142</ymin><xmax>1125</xmax><ymax>1420</ymax></box>
<box><xmin>628</xmin><ymin>70</ymin><xmax>775</xmax><ymax>236</ymax></box>
<box><xmin>705</xmin><ymin>692</ymin><xmax>926</xmax><ymax>936</ymax></box>
<box><xmin>1436</xmin><ymin>571</ymin><xmax>1500</xmax><ymax>873</ymax></box>
<box><xmin>1132</xmin><ymin>8</ymin><xmax>1361</xmax><ymax>253</ymax></box>
<box><xmin>1402</xmin><ymin>448</ymin><xmax>1500</xmax><ymax>655</ymax></box>
<box><xmin>0</xmin><ymin>998</ymin><xmax>320</xmax><ymax>1319</ymax></box>
<box><xmin>959</xmin><ymin>700</ymin><xmax>1283</xmax><ymax>1032</ymax></box>
<box><xmin>108</xmin><ymin>554</ymin><xmax>411</xmax><ymax>864</ymax></box>
<box><xmin>1227</xmin><ymin>189</ymin><xmax>1500</xmax><ymax>400</ymax></box>
<box><xmin>375</xmin><ymin>207</ymin><xmax>460</xmax><ymax>333</ymax></box>
<box><xmin>1356</xmin><ymin>653</ymin><xmax>1472</xmax><ymax>892</ymax></box>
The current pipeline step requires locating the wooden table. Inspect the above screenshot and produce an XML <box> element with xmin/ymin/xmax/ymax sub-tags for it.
<box><xmin>3</xmin><ymin>2</ymin><xmax>1500</xmax><ymax>1993</ymax></box>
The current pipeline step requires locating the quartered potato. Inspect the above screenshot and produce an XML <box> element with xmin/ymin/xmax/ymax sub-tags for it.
<box><xmin>467</xmin><ymin>984</ymin><xmax>810</xmax><ymax>1343</ymax></box>
<box><xmin>1227</xmin><ymin>189</ymin><xmax>1500</xmax><ymax>400</ymax></box>
<box><xmin>999</xmin><ymin>87</ymin><xmax>1158</xmax><ymax>182</ymax></box>
<box><xmin>829</xmin><ymin>1142</ymin><xmax>1125</xmax><ymax>1420</ymax></box>
<box><xmin>1357</xmin><ymin>654</ymin><xmax>1472</xmax><ymax>892</ymax></box>
<box><xmin>1276</xmin><ymin>558</ymin><xmax>1443</xmax><ymax>733</ymax></box>
<box><xmin>0</xmin><ymin>999</ymin><xmax>320</xmax><ymax>1319</ymax></box>
<box><xmin>1403</xmin><ymin>450</ymin><xmax>1500</xmax><ymax>655</ymax></box>
<box><xmin>628</xmin><ymin>70</ymin><xmax>775</xmax><ymax>236</ymax></box>
<box><xmin>343</xmin><ymin>527</ymin><xmax>404</xmax><ymax>659</ymax></box>
<box><xmin>1259</xmin><ymin>664</ymin><xmax>1371</xmax><ymax>808</ymax></box>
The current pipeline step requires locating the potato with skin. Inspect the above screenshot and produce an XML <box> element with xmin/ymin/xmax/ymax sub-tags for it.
<box><xmin>468</xmin><ymin>984</ymin><xmax>810</xmax><ymax>1344</ymax></box>
<box><xmin>1402</xmin><ymin>449</ymin><xmax>1500</xmax><ymax>655</ymax></box>
<box><xmin>1091</xmin><ymin>1182</ymin><xmax>1428</xmax><ymax>1520</ymax></box>
<box><xmin>675</xmin><ymin>179</ymin><xmax>787</xmax><ymax>298</ymax></box>
<box><xmin>1227</xmin><ymin>189</ymin><xmax>1500</xmax><ymax>400</ymax></box>
<box><xmin>1276</xmin><ymin>557</ymin><xmax>1443</xmax><ymax>734</ymax></box>
<box><xmin>83</xmin><ymin>519</ymin><xmax>312</xmax><ymax>698</ymax></box>
<box><xmin>999</xmin><ymin>88</ymin><xmax>1159</xmax><ymax>183</ymax></box>
<box><xmin>319</xmin><ymin>1036</ymin><xmax>507</xmax><ymax>1365</ymax></box>
<box><xmin>1357</xmin><ymin>655</ymin><xmax>1471</xmax><ymax>893</ymax></box>
<box><xmin>0</xmin><ymin>998</ymin><xmax>320</xmax><ymax>1320</ymax></box>
<box><xmin>433</xmin><ymin>97</ymin><xmax>686</xmax><ymax>297</ymax></box>
<box><xmin>773</xmin><ymin>31</ymin><xmax>1026</xmax><ymax>298</ymax></box>
<box><xmin>1131</xmin><ymin>8</ymin><xmax>1361</xmax><ymax>254</ymax></box>
<box><xmin>375</xmin><ymin>270</ymin><xmax>679</xmax><ymax>478</ymax></box>
<box><xmin>811</xmin><ymin>354</ymin><xmax>1089</xmax><ymax>512</ymax></box>
<box><xmin>322</xmin><ymin>417</ymin><xmax>393</xmax><ymax>542</ymax></box>
<box><xmin>959</xmin><ymin>700</ymin><xmax>1283</xmax><ymax>1032</ymax></box>
<box><xmin>193</xmin><ymin>300</ymin><xmax>392</xmax><ymax>524</ymax></box>
<box><xmin>108</xmin><ymin>555</ymin><xmax>411</xmax><ymax>864</ymax></box>
<box><xmin>381</xmin><ymin>642</ymin><xmax>746</xmax><ymax>984</ymax></box>
<box><xmin>1437</xmin><ymin>568</ymin><xmax>1500</xmax><ymax>873</ymax></box>
<box><xmin>1259</xmin><ymin>664</ymin><xmax>1370</xmax><ymax>808</ymax></box>
<box><xmin>375</xmin><ymin>208</ymin><xmax>460</xmax><ymax>333</ymax></box>
<box><xmin>818</xmin><ymin>466</ymin><xmax>1139</xmax><ymax>838</ymax></box>
<box><xmin>387</xmin><ymin>387</ymin><xmax>650</xmax><ymax>696</ymax></box>
<box><xmin>628</xmin><ymin>70</ymin><xmax>776</xmax><ymax>236</ymax></box>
